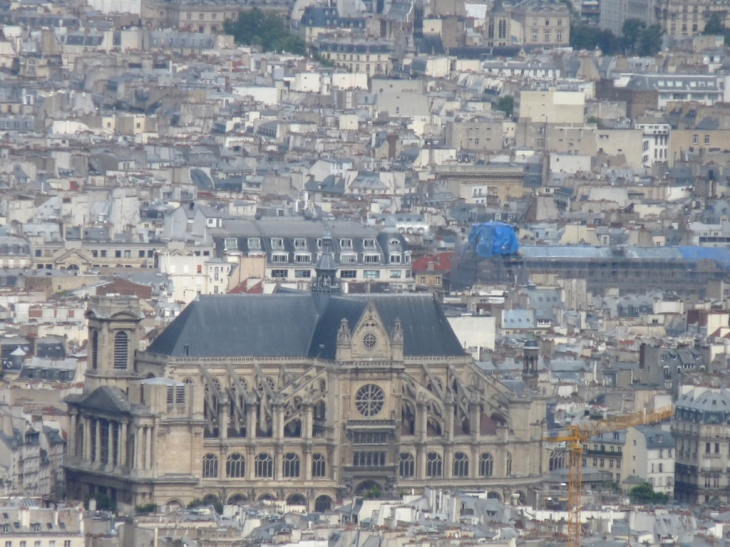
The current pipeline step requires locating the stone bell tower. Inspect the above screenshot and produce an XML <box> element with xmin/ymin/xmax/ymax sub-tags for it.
<box><xmin>84</xmin><ymin>296</ymin><xmax>144</xmax><ymax>392</ymax></box>
<box><xmin>522</xmin><ymin>339</ymin><xmax>539</xmax><ymax>391</ymax></box>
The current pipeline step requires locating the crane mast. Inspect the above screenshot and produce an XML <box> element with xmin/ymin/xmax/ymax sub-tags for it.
<box><xmin>545</xmin><ymin>406</ymin><xmax>674</xmax><ymax>547</ymax></box>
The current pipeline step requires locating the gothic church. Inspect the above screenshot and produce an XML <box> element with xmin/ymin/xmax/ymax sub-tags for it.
<box><xmin>65</xmin><ymin>242</ymin><xmax>547</xmax><ymax>512</ymax></box>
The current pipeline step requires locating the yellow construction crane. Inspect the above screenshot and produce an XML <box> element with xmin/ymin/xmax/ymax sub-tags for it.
<box><xmin>544</xmin><ymin>406</ymin><xmax>674</xmax><ymax>547</ymax></box>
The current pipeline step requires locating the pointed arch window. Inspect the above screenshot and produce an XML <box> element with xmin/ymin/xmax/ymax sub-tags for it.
<box><xmin>480</xmin><ymin>453</ymin><xmax>494</xmax><ymax>477</ymax></box>
<box><xmin>91</xmin><ymin>330</ymin><xmax>99</xmax><ymax>370</ymax></box>
<box><xmin>426</xmin><ymin>452</ymin><xmax>442</xmax><ymax>477</ymax></box>
<box><xmin>283</xmin><ymin>453</ymin><xmax>300</xmax><ymax>478</ymax></box>
<box><xmin>226</xmin><ymin>453</ymin><xmax>245</xmax><ymax>478</ymax></box>
<box><xmin>202</xmin><ymin>453</ymin><xmax>218</xmax><ymax>478</ymax></box>
<box><xmin>114</xmin><ymin>331</ymin><xmax>129</xmax><ymax>370</ymax></box>
<box><xmin>399</xmin><ymin>453</ymin><xmax>415</xmax><ymax>478</ymax></box>
<box><xmin>498</xmin><ymin>19</ymin><xmax>507</xmax><ymax>39</ymax></box>
<box><xmin>312</xmin><ymin>453</ymin><xmax>326</xmax><ymax>478</ymax></box>
<box><xmin>255</xmin><ymin>453</ymin><xmax>273</xmax><ymax>478</ymax></box>
<box><xmin>453</xmin><ymin>452</ymin><xmax>469</xmax><ymax>477</ymax></box>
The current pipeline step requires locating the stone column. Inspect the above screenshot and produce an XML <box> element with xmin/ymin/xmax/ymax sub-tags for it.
<box><xmin>444</xmin><ymin>446</ymin><xmax>453</xmax><ymax>480</ymax></box>
<box><xmin>416</xmin><ymin>402</ymin><xmax>427</xmax><ymax>442</ymax></box>
<box><xmin>68</xmin><ymin>412</ymin><xmax>77</xmax><ymax>458</ymax></box>
<box><xmin>303</xmin><ymin>405</ymin><xmax>313</xmax><ymax>440</ymax></box>
<box><xmin>135</xmin><ymin>425</ymin><xmax>143</xmax><ymax>469</ymax></box>
<box><xmin>145</xmin><ymin>426</ymin><xmax>152</xmax><ymax>469</ymax></box>
<box><xmin>246</xmin><ymin>403</ymin><xmax>257</xmax><ymax>439</ymax></box>
<box><xmin>471</xmin><ymin>445</ymin><xmax>479</xmax><ymax>479</ymax></box>
<box><xmin>220</xmin><ymin>395</ymin><xmax>229</xmax><ymax>440</ymax></box>
<box><xmin>303</xmin><ymin>444</ymin><xmax>312</xmax><ymax>481</ymax></box>
<box><xmin>445</xmin><ymin>403</ymin><xmax>454</xmax><ymax>442</ymax></box>
<box><xmin>151</xmin><ymin>422</ymin><xmax>158</xmax><ymax>473</ymax></box>
<box><xmin>273</xmin><ymin>402</ymin><xmax>284</xmax><ymax>440</ymax></box>
<box><xmin>470</xmin><ymin>403</ymin><xmax>481</xmax><ymax>441</ymax></box>
<box><xmin>83</xmin><ymin>416</ymin><xmax>91</xmax><ymax>461</ymax></box>
<box><xmin>106</xmin><ymin>421</ymin><xmax>114</xmax><ymax>467</ymax></box>
<box><xmin>274</xmin><ymin>444</ymin><xmax>282</xmax><ymax>481</ymax></box>
<box><xmin>120</xmin><ymin>421</ymin><xmax>128</xmax><ymax>467</ymax></box>
<box><xmin>417</xmin><ymin>445</ymin><xmax>427</xmax><ymax>480</ymax></box>
<box><xmin>95</xmin><ymin>419</ymin><xmax>101</xmax><ymax>463</ymax></box>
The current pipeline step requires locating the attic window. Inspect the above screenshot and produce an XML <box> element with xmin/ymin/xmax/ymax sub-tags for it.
<box><xmin>271</xmin><ymin>238</ymin><xmax>284</xmax><ymax>250</ymax></box>
<box><xmin>224</xmin><ymin>238</ymin><xmax>237</xmax><ymax>250</ymax></box>
<box><xmin>248</xmin><ymin>238</ymin><xmax>261</xmax><ymax>250</ymax></box>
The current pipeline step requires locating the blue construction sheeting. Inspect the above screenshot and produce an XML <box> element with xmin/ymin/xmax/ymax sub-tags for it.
<box><xmin>678</xmin><ymin>246</ymin><xmax>730</xmax><ymax>271</ymax></box>
<box><xmin>468</xmin><ymin>222</ymin><xmax>519</xmax><ymax>258</ymax></box>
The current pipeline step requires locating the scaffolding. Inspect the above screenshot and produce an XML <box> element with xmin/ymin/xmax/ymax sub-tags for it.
<box><xmin>450</xmin><ymin>245</ymin><xmax>730</xmax><ymax>295</ymax></box>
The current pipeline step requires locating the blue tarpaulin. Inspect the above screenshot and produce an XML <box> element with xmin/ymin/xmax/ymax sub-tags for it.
<box><xmin>468</xmin><ymin>222</ymin><xmax>519</xmax><ymax>258</ymax></box>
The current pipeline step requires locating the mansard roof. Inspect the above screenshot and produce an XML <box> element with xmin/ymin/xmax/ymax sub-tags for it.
<box><xmin>146</xmin><ymin>293</ymin><xmax>466</xmax><ymax>360</ymax></box>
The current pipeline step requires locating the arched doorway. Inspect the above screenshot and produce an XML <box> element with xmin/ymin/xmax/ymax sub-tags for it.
<box><xmin>287</xmin><ymin>493</ymin><xmax>306</xmax><ymax>506</ymax></box>
<box><xmin>227</xmin><ymin>494</ymin><xmax>247</xmax><ymax>505</ymax></box>
<box><xmin>355</xmin><ymin>480</ymin><xmax>382</xmax><ymax>498</ymax></box>
<box><xmin>314</xmin><ymin>495</ymin><xmax>332</xmax><ymax>512</ymax></box>
<box><xmin>203</xmin><ymin>494</ymin><xmax>220</xmax><ymax>506</ymax></box>
<box><xmin>165</xmin><ymin>499</ymin><xmax>182</xmax><ymax>511</ymax></box>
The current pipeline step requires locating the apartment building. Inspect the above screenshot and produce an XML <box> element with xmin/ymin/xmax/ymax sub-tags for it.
<box><xmin>508</xmin><ymin>0</ymin><xmax>571</xmax><ymax>47</ymax></box>
<box><xmin>623</xmin><ymin>425</ymin><xmax>675</xmax><ymax>497</ymax></box>
<box><xmin>585</xmin><ymin>430</ymin><xmax>625</xmax><ymax>482</ymax></box>
<box><xmin>314</xmin><ymin>39</ymin><xmax>392</xmax><ymax>76</ymax></box>
<box><xmin>636</xmin><ymin>121</ymin><xmax>670</xmax><ymax>166</ymax></box>
<box><xmin>213</xmin><ymin>222</ymin><xmax>413</xmax><ymax>288</ymax></box>
<box><xmin>674</xmin><ymin>386</ymin><xmax>730</xmax><ymax>503</ymax></box>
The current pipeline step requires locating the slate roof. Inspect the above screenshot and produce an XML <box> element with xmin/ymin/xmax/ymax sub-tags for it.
<box><xmin>634</xmin><ymin>425</ymin><xmax>673</xmax><ymax>449</ymax></box>
<box><xmin>147</xmin><ymin>293</ymin><xmax>466</xmax><ymax>359</ymax></box>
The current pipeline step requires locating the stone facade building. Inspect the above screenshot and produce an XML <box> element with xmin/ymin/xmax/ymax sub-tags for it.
<box><xmin>64</xmin><ymin>245</ymin><xmax>547</xmax><ymax>512</ymax></box>
<box><xmin>673</xmin><ymin>386</ymin><xmax>730</xmax><ymax>504</ymax></box>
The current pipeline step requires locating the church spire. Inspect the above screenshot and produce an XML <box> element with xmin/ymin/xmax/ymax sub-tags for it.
<box><xmin>312</xmin><ymin>231</ymin><xmax>340</xmax><ymax>294</ymax></box>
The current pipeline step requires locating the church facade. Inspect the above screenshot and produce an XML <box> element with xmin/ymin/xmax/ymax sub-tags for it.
<box><xmin>64</xmin><ymin>249</ymin><xmax>547</xmax><ymax>512</ymax></box>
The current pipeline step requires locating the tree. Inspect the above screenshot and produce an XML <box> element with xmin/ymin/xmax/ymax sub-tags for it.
<box><xmin>637</xmin><ymin>24</ymin><xmax>664</xmax><ymax>56</ymax></box>
<box><xmin>570</xmin><ymin>21</ymin><xmax>620</xmax><ymax>54</ymax></box>
<box><xmin>622</xmin><ymin>18</ymin><xmax>646</xmax><ymax>54</ymax></box>
<box><xmin>224</xmin><ymin>8</ymin><xmax>306</xmax><ymax>54</ymax></box>
<box><xmin>630</xmin><ymin>482</ymin><xmax>669</xmax><ymax>504</ymax></box>
<box><xmin>703</xmin><ymin>13</ymin><xmax>725</xmax><ymax>35</ymax></box>
<box><xmin>89</xmin><ymin>494</ymin><xmax>116</xmax><ymax>512</ymax></box>
<box><xmin>496</xmin><ymin>95</ymin><xmax>514</xmax><ymax>118</ymax></box>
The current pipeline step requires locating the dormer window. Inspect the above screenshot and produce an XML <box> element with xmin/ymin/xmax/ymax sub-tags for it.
<box><xmin>340</xmin><ymin>253</ymin><xmax>357</xmax><ymax>264</ymax></box>
<box><xmin>295</xmin><ymin>253</ymin><xmax>311</xmax><ymax>263</ymax></box>
<box><xmin>224</xmin><ymin>238</ymin><xmax>237</xmax><ymax>250</ymax></box>
<box><xmin>206</xmin><ymin>217</ymin><xmax>219</xmax><ymax>227</ymax></box>
<box><xmin>363</xmin><ymin>239</ymin><xmax>376</xmax><ymax>249</ymax></box>
<box><xmin>389</xmin><ymin>238</ymin><xmax>400</xmax><ymax>247</ymax></box>
<box><xmin>271</xmin><ymin>238</ymin><xmax>284</xmax><ymax>250</ymax></box>
<box><xmin>294</xmin><ymin>238</ymin><xmax>307</xmax><ymax>249</ymax></box>
<box><xmin>390</xmin><ymin>253</ymin><xmax>401</xmax><ymax>264</ymax></box>
<box><xmin>248</xmin><ymin>238</ymin><xmax>261</xmax><ymax>250</ymax></box>
<box><xmin>339</xmin><ymin>239</ymin><xmax>353</xmax><ymax>249</ymax></box>
<box><xmin>271</xmin><ymin>253</ymin><xmax>288</xmax><ymax>263</ymax></box>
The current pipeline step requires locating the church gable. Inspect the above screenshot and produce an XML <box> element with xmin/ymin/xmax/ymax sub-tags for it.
<box><xmin>78</xmin><ymin>385</ymin><xmax>133</xmax><ymax>414</ymax></box>
<box><xmin>346</xmin><ymin>301</ymin><xmax>394</xmax><ymax>360</ymax></box>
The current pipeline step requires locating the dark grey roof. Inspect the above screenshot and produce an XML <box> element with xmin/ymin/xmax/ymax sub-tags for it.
<box><xmin>147</xmin><ymin>294</ymin><xmax>466</xmax><ymax>359</ymax></box>
<box><xmin>148</xmin><ymin>294</ymin><xmax>318</xmax><ymax>358</ymax></box>
<box><xmin>634</xmin><ymin>425</ymin><xmax>673</xmax><ymax>448</ymax></box>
